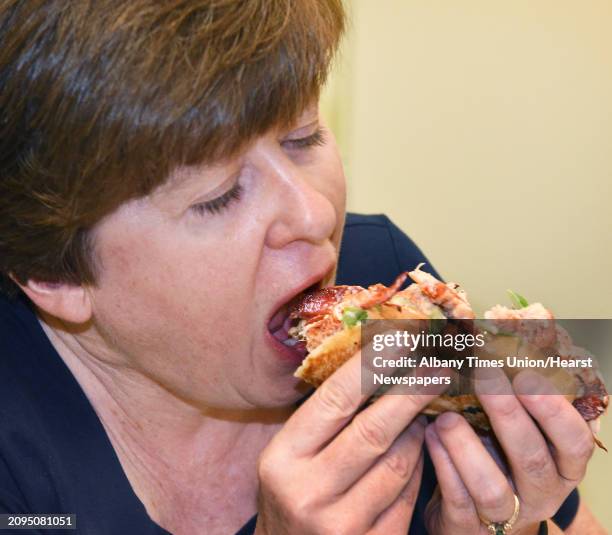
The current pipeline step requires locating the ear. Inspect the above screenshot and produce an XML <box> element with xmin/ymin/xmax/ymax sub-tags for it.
<box><xmin>16</xmin><ymin>279</ymin><xmax>92</xmax><ymax>324</ymax></box>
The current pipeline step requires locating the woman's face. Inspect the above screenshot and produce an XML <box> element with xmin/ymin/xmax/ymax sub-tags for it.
<box><xmin>87</xmin><ymin>105</ymin><xmax>346</xmax><ymax>409</ymax></box>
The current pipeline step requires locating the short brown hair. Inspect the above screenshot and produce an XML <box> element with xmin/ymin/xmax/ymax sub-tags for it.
<box><xmin>0</xmin><ymin>0</ymin><xmax>345</xmax><ymax>295</ymax></box>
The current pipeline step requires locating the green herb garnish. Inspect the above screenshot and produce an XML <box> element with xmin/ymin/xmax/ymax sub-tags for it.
<box><xmin>342</xmin><ymin>306</ymin><xmax>368</xmax><ymax>327</ymax></box>
<box><xmin>507</xmin><ymin>289</ymin><xmax>529</xmax><ymax>309</ymax></box>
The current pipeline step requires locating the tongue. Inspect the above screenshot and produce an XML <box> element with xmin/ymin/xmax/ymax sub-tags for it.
<box><xmin>272</xmin><ymin>315</ymin><xmax>297</xmax><ymax>341</ymax></box>
<box><xmin>270</xmin><ymin>306</ymin><xmax>300</xmax><ymax>340</ymax></box>
<box><xmin>272</xmin><ymin>326</ymin><xmax>288</xmax><ymax>341</ymax></box>
<box><xmin>268</xmin><ymin>305</ymin><xmax>288</xmax><ymax>332</ymax></box>
<box><xmin>282</xmin><ymin>314</ymin><xmax>293</xmax><ymax>333</ymax></box>
<box><xmin>271</xmin><ymin>315</ymin><xmax>307</xmax><ymax>359</ymax></box>
<box><xmin>271</xmin><ymin>317</ymin><xmax>307</xmax><ymax>358</ymax></box>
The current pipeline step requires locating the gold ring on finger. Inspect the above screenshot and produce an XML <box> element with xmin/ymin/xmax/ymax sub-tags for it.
<box><xmin>478</xmin><ymin>494</ymin><xmax>520</xmax><ymax>535</ymax></box>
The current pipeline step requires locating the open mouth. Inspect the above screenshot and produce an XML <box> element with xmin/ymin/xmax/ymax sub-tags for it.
<box><xmin>267</xmin><ymin>282</ymin><xmax>321</xmax><ymax>359</ymax></box>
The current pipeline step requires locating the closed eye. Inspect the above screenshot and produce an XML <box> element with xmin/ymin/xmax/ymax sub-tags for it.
<box><xmin>282</xmin><ymin>127</ymin><xmax>327</xmax><ymax>151</ymax></box>
<box><xmin>190</xmin><ymin>182</ymin><xmax>243</xmax><ymax>216</ymax></box>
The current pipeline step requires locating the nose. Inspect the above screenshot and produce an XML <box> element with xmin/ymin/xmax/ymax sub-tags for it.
<box><xmin>260</xmin><ymin>152</ymin><xmax>338</xmax><ymax>250</ymax></box>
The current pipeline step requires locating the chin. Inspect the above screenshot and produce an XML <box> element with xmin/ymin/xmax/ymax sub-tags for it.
<box><xmin>246</xmin><ymin>375</ymin><xmax>311</xmax><ymax>409</ymax></box>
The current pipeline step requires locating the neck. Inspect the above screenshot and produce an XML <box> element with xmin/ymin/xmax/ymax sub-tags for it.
<box><xmin>39</xmin><ymin>314</ymin><xmax>292</xmax><ymax>534</ymax></box>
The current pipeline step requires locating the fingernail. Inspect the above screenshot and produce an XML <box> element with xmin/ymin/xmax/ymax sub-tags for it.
<box><xmin>514</xmin><ymin>371</ymin><xmax>541</xmax><ymax>395</ymax></box>
<box><xmin>435</xmin><ymin>411</ymin><xmax>460</xmax><ymax>430</ymax></box>
<box><xmin>474</xmin><ymin>368</ymin><xmax>510</xmax><ymax>395</ymax></box>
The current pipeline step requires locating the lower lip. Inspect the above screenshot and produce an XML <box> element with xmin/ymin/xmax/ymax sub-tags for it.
<box><xmin>264</xmin><ymin>328</ymin><xmax>307</xmax><ymax>366</ymax></box>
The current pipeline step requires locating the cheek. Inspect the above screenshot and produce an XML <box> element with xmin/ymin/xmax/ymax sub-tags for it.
<box><xmin>91</xmin><ymin>219</ymin><xmax>256</xmax><ymax>355</ymax></box>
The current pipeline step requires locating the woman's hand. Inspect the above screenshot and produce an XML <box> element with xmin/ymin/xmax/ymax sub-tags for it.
<box><xmin>424</xmin><ymin>370</ymin><xmax>596</xmax><ymax>535</ymax></box>
<box><xmin>255</xmin><ymin>352</ymin><xmax>444</xmax><ymax>535</ymax></box>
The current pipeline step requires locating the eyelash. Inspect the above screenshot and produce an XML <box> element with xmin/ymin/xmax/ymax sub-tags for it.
<box><xmin>190</xmin><ymin>128</ymin><xmax>326</xmax><ymax>216</ymax></box>
<box><xmin>191</xmin><ymin>182</ymin><xmax>244</xmax><ymax>216</ymax></box>
<box><xmin>283</xmin><ymin>127</ymin><xmax>327</xmax><ymax>150</ymax></box>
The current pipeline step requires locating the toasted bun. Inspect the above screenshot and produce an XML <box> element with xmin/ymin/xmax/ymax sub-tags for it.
<box><xmin>293</xmin><ymin>303</ymin><xmax>423</xmax><ymax>387</ymax></box>
<box><xmin>295</xmin><ymin>328</ymin><xmax>494</xmax><ymax>429</ymax></box>
<box><xmin>294</xmin><ymin>326</ymin><xmax>361</xmax><ymax>387</ymax></box>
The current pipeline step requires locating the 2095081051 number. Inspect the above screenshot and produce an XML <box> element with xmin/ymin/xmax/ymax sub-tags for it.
<box><xmin>0</xmin><ymin>514</ymin><xmax>76</xmax><ymax>530</ymax></box>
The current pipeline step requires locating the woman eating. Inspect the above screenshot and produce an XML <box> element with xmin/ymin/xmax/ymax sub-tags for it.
<box><xmin>0</xmin><ymin>1</ymin><xmax>604</xmax><ymax>533</ymax></box>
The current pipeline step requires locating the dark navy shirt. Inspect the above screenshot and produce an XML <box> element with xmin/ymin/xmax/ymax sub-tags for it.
<box><xmin>0</xmin><ymin>213</ymin><xmax>578</xmax><ymax>534</ymax></box>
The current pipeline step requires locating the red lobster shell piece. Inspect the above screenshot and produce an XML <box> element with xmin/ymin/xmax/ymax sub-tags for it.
<box><xmin>351</xmin><ymin>272</ymin><xmax>410</xmax><ymax>309</ymax></box>
<box><xmin>573</xmin><ymin>377</ymin><xmax>609</xmax><ymax>422</ymax></box>
<box><xmin>290</xmin><ymin>272</ymin><xmax>410</xmax><ymax>321</ymax></box>
<box><xmin>408</xmin><ymin>264</ymin><xmax>475</xmax><ymax>320</ymax></box>
<box><xmin>290</xmin><ymin>286</ymin><xmax>361</xmax><ymax>320</ymax></box>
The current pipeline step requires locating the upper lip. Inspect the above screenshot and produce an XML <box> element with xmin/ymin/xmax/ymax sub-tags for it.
<box><xmin>266</xmin><ymin>262</ymin><xmax>336</xmax><ymax>328</ymax></box>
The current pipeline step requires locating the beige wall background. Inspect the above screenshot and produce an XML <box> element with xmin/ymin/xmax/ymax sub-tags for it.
<box><xmin>321</xmin><ymin>0</ymin><xmax>612</xmax><ymax>530</ymax></box>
